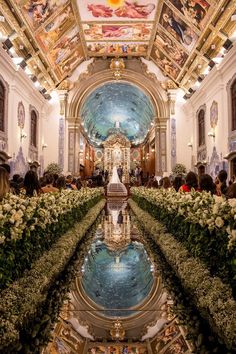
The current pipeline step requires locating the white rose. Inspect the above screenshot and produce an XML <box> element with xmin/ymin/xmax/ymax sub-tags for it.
<box><xmin>215</xmin><ymin>216</ymin><xmax>224</xmax><ymax>228</ymax></box>
<box><xmin>228</xmin><ymin>198</ymin><xmax>236</xmax><ymax>208</ymax></box>
<box><xmin>3</xmin><ymin>204</ymin><xmax>11</xmax><ymax>212</ymax></box>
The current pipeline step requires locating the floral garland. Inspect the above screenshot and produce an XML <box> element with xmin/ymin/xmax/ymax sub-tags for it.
<box><xmin>131</xmin><ymin>187</ymin><xmax>236</xmax><ymax>249</ymax></box>
<box><xmin>0</xmin><ymin>188</ymin><xmax>103</xmax><ymax>290</ymax></box>
<box><xmin>0</xmin><ymin>199</ymin><xmax>105</xmax><ymax>352</ymax></box>
<box><xmin>129</xmin><ymin>199</ymin><xmax>236</xmax><ymax>350</ymax></box>
<box><xmin>131</xmin><ymin>187</ymin><xmax>236</xmax><ymax>291</ymax></box>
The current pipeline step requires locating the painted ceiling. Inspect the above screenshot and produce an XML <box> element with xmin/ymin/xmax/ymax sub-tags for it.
<box><xmin>82</xmin><ymin>240</ymin><xmax>154</xmax><ymax>317</ymax></box>
<box><xmin>1</xmin><ymin>0</ymin><xmax>236</xmax><ymax>92</ymax></box>
<box><xmin>80</xmin><ymin>82</ymin><xmax>155</xmax><ymax>142</ymax></box>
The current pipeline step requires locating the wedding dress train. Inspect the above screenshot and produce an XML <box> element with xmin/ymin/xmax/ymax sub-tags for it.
<box><xmin>107</xmin><ymin>166</ymin><xmax>127</xmax><ymax>197</ymax></box>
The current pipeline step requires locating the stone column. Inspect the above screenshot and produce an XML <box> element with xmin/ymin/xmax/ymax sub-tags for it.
<box><xmin>167</xmin><ymin>89</ymin><xmax>177</xmax><ymax>172</ymax></box>
<box><xmin>58</xmin><ymin>90</ymin><xmax>68</xmax><ymax>172</ymax></box>
<box><xmin>155</xmin><ymin>117</ymin><xmax>168</xmax><ymax>176</ymax></box>
<box><xmin>68</xmin><ymin>120</ymin><xmax>80</xmax><ymax>175</ymax></box>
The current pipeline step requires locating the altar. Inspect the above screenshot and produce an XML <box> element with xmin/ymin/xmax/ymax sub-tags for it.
<box><xmin>103</xmin><ymin>133</ymin><xmax>131</xmax><ymax>183</ymax></box>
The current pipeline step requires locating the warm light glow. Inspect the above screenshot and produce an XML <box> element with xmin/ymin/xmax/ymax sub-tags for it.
<box><xmin>107</xmin><ymin>0</ymin><xmax>124</xmax><ymax>7</ymax></box>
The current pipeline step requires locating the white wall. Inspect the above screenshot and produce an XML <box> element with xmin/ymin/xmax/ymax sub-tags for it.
<box><xmin>0</xmin><ymin>47</ymin><xmax>60</xmax><ymax>176</ymax></box>
<box><xmin>175</xmin><ymin>43</ymin><xmax>236</xmax><ymax>177</ymax></box>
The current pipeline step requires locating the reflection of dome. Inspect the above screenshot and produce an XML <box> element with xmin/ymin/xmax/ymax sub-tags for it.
<box><xmin>81</xmin><ymin>242</ymin><xmax>154</xmax><ymax>317</ymax></box>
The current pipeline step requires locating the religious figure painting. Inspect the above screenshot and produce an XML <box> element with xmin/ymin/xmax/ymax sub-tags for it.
<box><xmin>47</xmin><ymin>26</ymin><xmax>81</xmax><ymax>66</ymax></box>
<box><xmin>154</xmin><ymin>27</ymin><xmax>188</xmax><ymax>66</ymax></box>
<box><xmin>58</xmin><ymin>46</ymin><xmax>84</xmax><ymax>75</ymax></box>
<box><xmin>151</xmin><ymin>320</ymin><xmax>181</xmax><ymax>353</ymax></box>
<box><xmin>88</xmin><ymin>345</ymin><xmax>148</xmax><ymax>353</ymax></box>
<box><xmin>77</xmin><ymin>0</ymin><xmax>158</xmax><ymax>21</ymax></box>
<box><xmin>160</xmin><ymin>3</ymin><xmax>199</xmax><ymax>52</ymax></box>
<box><xmin>22</xmin><ymin>0</ymin><xmax>68</xmax><ymax>30</ymax></box>
<box><xmin>168</xmin><ymin>0</ymin><xmax>211</xmax><ymax>30</ymax></box>
<box><xmin>87</xmin><ymin>42</ymin><xmax>148</xmax><ymax>55</ymax></box>
<box><xmin>35</xmin><ymin>4</ymin><xmax>74</xmax><ymax>51</ymax></box>
<box><xmin>83</xmin><ymin>23</ymin><xmax>152</xmax><ymax>41</ymax></box>
<box><xmin>151</xmin><ymin>47</ymin><xmax>180</xmax><ymax>79</ymax></box>
<box><xmin>164</xmin><ymin>334</ymin><xmax>189</xmax><ymax>353</ymax></box>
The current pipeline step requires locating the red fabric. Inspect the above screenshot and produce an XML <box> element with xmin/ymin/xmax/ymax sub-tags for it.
<box><xmin>180</xmin><ymin>184</ymin><xmax>191</xmax><ymax>192</ymax></box>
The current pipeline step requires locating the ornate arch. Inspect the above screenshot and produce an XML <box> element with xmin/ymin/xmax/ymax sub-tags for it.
<box><xmin>67</xmin><ymin>61</ymin><xmax>169</xmax><ymax>174</ymax></box>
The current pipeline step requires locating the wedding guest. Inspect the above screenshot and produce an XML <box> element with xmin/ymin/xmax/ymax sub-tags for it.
<box><xmin>215</xmin><ymin>169</ymin><xmax>228</xmax><ymax>196</ymax></box>
<box><xmin>76</xmin><ymin>177</ymin><xmax>82</xmax><ymax>190</ymax></box>
<box><xmin>179</xmin><ymin>171</ymin><xmax>198</xmax><ymax>192</ymax></box>
<box><xmin>0</xmin><ymin>167</ymin><xmax>10</xmax><ymax>199</ymax></box>
<box><xmin>162</xmin><ymin>176</ymin><xmax>171</xmax><ymax>189</ymax></box>
<box><xmin>56</xmin><ymin>176</ymin><xmax>66</xmax><ymax>190</ymax></box>
<box><xmin>199</xmin><ymin>174</ymin><xmax>216</xmax><ymax>194</ymax></box>
<box><xmin>23</xmin><ymin>170</ymin><xmax>41</xmax><ymax>197</ymax></box>
<box><xmin>0</xmin><ymin>163</ymin><xmax>11</xmax><ymax>179</ymax></box>
<box><xmin>225</xmin><ymin>176</ymin><xmax>236</xmax><ymax>198</ymax></box>
<box><xmin>41</xmin><ymin>174</ymin><xmax>59</xmax><ymax>193</ymax></box>
<box><xmin>65</xmin><ymin>175</ymin><xmax>77</xmax><ymax>190</ymax></box>
<box><xmin>10</xmin><ymin>174</ymin><xmax>22</xmax><ymax>195</ymax></box>
<box><xmin>173</xmin><ymin>176</ymin><xmax>184</xmax><ymax>192</ymax></box>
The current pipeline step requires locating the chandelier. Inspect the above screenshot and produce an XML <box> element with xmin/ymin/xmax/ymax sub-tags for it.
<box><xmin>110</xmin><ymin>58</ymin><xmax>125</xmax><ymax>80</ymax></box>
<box><xmin>110</xmin><ymin>319</ymin><xmax>125</xmax><ymax>340</ymax></box>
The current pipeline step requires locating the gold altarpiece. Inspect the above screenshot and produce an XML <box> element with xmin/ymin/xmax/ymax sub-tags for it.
<box><xmin>103</xmin><ymin>134</ymin><xmax>131</xmax><ymax>183</ymax></box>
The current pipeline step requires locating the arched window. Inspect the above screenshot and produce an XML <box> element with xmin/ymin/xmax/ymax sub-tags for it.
<box><xmin>0</xmin><ymin>81</ymin><xmax>5</xmax><ymax>132</ymax></box>
<box><xmin>231</xmin><ymin>79</ymin><xmax>236</xmax><ymax>131</ymax></box>
<box><xmin>198</xmin><ymin>109</ymin><xmax>205</xmax><ymax>147</ymax></box>
<box><xmin>30</xmin><ymin>110</ymin><xmax>37</xmax><ymax>147</ymax></box>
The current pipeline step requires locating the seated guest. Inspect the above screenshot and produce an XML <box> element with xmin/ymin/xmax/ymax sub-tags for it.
<box><xmin>173</xmin><ymin>176</ymin><xmax>184</xmax><ymax>192</ymax></box>
<box><xmin>23</xmin><ymin>170</ymin><xmax>41</xmax><ymax>197</ymax></box>
<box><xmin>162</xmin><ymin>176</ymin><xmax>171</xmax><ymax>189</ymax></box>
<box><xmin>65</xmin><ymin>175</ymin><xmax>77</xmax><ymax>190</ymax></box>
<box><xmin>199</xmin><ymin>174</ymin><xmax>216</xmax><ymax>194</ymax></box>
<box><xmin>0</xmin><ymin>167</ymin><xmax>10</xmax><ymax>199</ymax></box>
<box><xmin>179</xmin><ymin>171</ymin><xmax>198</xmax><ymax>192</ymax></box>
<box><xmin>215</xmin><ymin>170</ymin><xmax>228</xmax><ymax>196</ymax></box>
<box><xmin>0</xmin><ymin>163</ymin><xmax>11</xmax><ymax>179</ymax></box>
<box><xmin>10</xmin><ymin>174</ymin><xmax>21</xmax><ymax>194</ymax></box>
<box><xmin>41</xmin><ymin>174</ymin><xmax>59</xmax><ymax>193</ymax></box>
<box><xmin>225</xmin><ymin>181</ymin><xmax>236</xmax><ymax>199</ymax></box>
<box><xmin>56</xmin><ymin>176</ymin><xmax>66</xmax><ymax>190</ymax></box>
<box><xmin>76</xmin><ymin>177</ymin><xmax>82</xmax><ymax>190</ymax></box>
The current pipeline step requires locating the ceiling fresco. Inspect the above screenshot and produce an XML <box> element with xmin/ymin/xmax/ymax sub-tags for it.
<box><xmin>80</xmin><ymin>82</ymin><xmax>155</xmax><ymax>142</ymax></box>
<box><xmin>0</xmin><ymin>0</ymin><xmax>236</xmax><ymax>92</ymax></box>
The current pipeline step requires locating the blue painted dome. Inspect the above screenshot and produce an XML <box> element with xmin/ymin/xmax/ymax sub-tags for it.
<box><xmin>81</xmin><ymin>241</ymin><xmax>154</xmax><ymax>317</ymax></box>
<box><xmin>80</xmin><ymin>82</ymin><xmax>155</xmax><ymax>143</ymax></box>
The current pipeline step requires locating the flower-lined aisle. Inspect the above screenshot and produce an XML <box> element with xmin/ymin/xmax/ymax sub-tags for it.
<box><xmin>131</xmin><ymin>187</ymin><xmax>236</xmax><ymax>294</ymax></box>
<box><xmin>129</xmin><ymin>199</ymin><xmax>236</xmax><ymax>351</ymax></box>
<box><xmin>0</xmin><ymin>199</ymin><xmax>105</xmax><ymax>353</ymax></box>
<box><xmin>0</xmin><ymin>188</ymin><xmax>103</xmax><ymax>290</ymax></box>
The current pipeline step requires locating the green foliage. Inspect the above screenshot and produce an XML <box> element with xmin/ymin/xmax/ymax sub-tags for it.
<box><xmin>172</xmin><ymin>163</ymin><xmax>187</xmax><ymax>176</ymax></box>
<box><xmin>44</xmin><ymin>162</ymin><xmax>62</xmax><ymax>175</ymax></box>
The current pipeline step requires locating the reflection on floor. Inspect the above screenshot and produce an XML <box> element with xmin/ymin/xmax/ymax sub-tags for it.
<box><xmin>42</xmin><ymin>199</ymin><xmax>192</xmax><ymax>354</ymax></box>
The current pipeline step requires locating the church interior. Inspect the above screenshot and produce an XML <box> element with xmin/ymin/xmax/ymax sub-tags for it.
<box><xmin>0</xmin><ymin>0</ymin><xmax>236</xmax><ymax>353</ymax></box>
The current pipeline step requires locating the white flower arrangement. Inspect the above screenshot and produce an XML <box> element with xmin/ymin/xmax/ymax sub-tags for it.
<box><xmin>129</xmin><ymin>199</ymin><xmax>236</xmax><ymax>349</ymax></box>
<box><xmin>0</xmin><ymin>188</ymin><xmax>103</xmax><ymax>245</ymax></box>
<box><xmin>131</xmin><ymin>187</ymin><xmax>236</xmax><ymax>249</ymax></box>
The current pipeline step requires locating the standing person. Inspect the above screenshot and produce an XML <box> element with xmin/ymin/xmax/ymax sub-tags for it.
<box><xmin>104</xmin><ymin>169</ymin><xmax>109</xmax><ymax>183</ymax></box>
<box><xmin>134</xmin><ymin>166</ymin><xmax>140</xmax><ymax>184</ymax></box>
<box><xmin>215</xmin><ymin>169</ymin><xmax>228</xmax><ymax>196</ymax></box>
<box><xmin>117</xmin><ymin>165</ymin><xmax>123</xmax><ymax>182</ymax></box>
